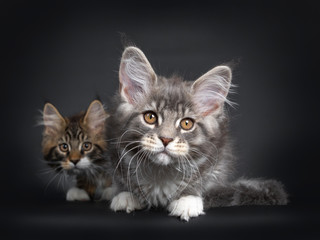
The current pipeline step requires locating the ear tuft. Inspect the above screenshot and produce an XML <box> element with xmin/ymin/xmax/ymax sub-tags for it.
<box><xmin>43</xmin><ymin>103</ymin><xmax>66</xmax><ymax>135</ymax></box>
<box><xmin>83</xmin><ymin>100</ymin><xmax>108</xmax><ymax>135</ymax></box>
<box><xmin>191</xmin><ymin>66</ymin><xmax>232</xmax><ymax>116</ymax></box>
<box><xmin>119</xmin><ymin>47</ymin><xmax>157</xmax><ymax>104</ymax></box>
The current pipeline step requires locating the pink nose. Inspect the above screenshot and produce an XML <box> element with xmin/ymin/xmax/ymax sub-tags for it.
<box><xmin>159</xmin><ymin>137</ymin><xmax>173</xmax><ymax>147</ymax></box>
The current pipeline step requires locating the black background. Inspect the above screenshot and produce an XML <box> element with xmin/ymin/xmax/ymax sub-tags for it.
<box><xmin>2</xmin><ymin>1</ymin><xmax>319</xmax><ymax>239</ymax></box>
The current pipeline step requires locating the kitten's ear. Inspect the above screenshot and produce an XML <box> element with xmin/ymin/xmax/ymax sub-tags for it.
<box><xmin>43</xmin><ymin>103</ymin><xmax>66</xmax><ymax>135</ymax></box>
<box><xmin>119</xmin><ymin>46</ymin><xmax>157</xmax><ymax>105</ymax></box>
<box><xmin>83</xmin><ymin>100</ymin><xmax>109</xmax><ymax>135</ymax></box>
<box><xmin>191</xmin><ymin>66</ymin><xmax>232</xmax><ymax>116</ymax></box>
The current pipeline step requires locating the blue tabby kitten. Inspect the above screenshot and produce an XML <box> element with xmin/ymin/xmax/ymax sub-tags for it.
<box><xmin>107</xmin><ymin>47</ymin><xmax>288</xmax><ymax>221</ymax></box>
<box><xmin>42</xmin><ymin>100</ymin><xmax>112</xmax><ymax>201</ymax></box>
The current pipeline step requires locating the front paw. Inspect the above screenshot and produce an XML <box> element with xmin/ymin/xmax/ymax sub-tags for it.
<box><xmin>110</xmin><ymin>191</ymin><xmax>142</xmax><ymax>213</ymax></box>
<box><xmin>168</xmin><ymin>195</ymin><xmax>205</xmax><ymax>221</ymax></box>
<box><xmin>66</xmin><ymin>187</ymin><xmax>90</xmax><ymax>201</ymax></box>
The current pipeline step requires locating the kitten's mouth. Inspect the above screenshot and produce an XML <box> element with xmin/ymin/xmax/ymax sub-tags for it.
<box><xmin>66</xmin><ymin>166</ymin><xmax>86</xmax><ymax>174</ymax></box>
<box><xmin>67</xmin><ymin>168</ymin><xmax>81</xmax><ymax>174</ymax></box>
<box><xmin>153</xmin><ymin>150</ymin><xmax>172</xmax><ymax>166</ymax></box>
<box><xmin>161</xmin><ymin>149</ymin><xmax>170</xmax><ymax>155</ymax></box>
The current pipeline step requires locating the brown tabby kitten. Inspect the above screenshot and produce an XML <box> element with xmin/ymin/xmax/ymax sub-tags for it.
<box><xmin>41</xmin><ymin>100</ymin><xmax>112</xmax><ymax>201</ymax></box>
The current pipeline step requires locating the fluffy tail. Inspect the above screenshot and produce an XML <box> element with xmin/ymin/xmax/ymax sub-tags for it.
<box><xmin>203</xmin><ymin>178</ymin><xmax>288</xmax><ymax>209</ymax></box>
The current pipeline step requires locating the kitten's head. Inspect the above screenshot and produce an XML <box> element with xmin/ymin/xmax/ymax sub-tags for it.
<box><xmin>41</xmin><ymin>100</ymin><xmax>109</xmax><ymax>173</ymax></box>
<box><xmin>117</xmin><ymin>47</ymin><xmax>232</xmax><ymax>166</ymax></box>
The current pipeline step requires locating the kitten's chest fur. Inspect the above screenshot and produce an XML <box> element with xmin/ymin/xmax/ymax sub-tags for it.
<box><xmin>136</xmin><ymin>169</ymin><xmax>182</xmax><ymax>207</ymax></box>
<box><xmin>126</xmin><ymin>155</ymin><xmax>191</xmax><ymax>207</ymax></box>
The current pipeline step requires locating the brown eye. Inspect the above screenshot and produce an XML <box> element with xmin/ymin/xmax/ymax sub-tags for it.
<box><xmin>82</xmin><ymin>142</ymin><xmax>92</xmax><ymax>151</ymax></box>
<box><xmin>59</xmin><ymin>143</ymin><xmax>69</xmax><ymax>152</ymax></box>
<box><xmin>180</xmin><ymin>118</ymin><xmax>194</xmax><ymax>130</ymax></box>
<box><xmin>143</xmin><ymin>111</ymin><xmax>157</xmax><ymax>125</ymax></box>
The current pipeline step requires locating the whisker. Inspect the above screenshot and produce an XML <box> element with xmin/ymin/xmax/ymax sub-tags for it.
<box><xmin>186</xmin><ymin>153</ymin><xmax>203</xmax><ymax>192</ymax></box>
<box><xmin>135</xmin><ymin>151</ymin><xmax>151</xmax><ymax>206</ymax></box>
<box><xmin>44</xmin><ymin>170</ymin><xmax>62</xmax><ymax>193</ymax></box>
<box><xmin>126</xmin><ymin>148</ymin><xmax>144</xmax><ymax>201</ymax></box>
<box><xmin>112</xmin><ymin>145</ymin><xmax>142</xmax><ymax>181</ymax></box>
<box><xmin>120</xmin><ymin>141</ymin><xmax>142</xmax><ymax>157</ymax></box>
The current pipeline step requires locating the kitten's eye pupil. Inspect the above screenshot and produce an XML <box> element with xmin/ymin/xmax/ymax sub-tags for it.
<box><xmin>59</xmin><ymin>143</ymin><xmax>69</xmax><ymax>152</ymax></box>
<box><xmin>82</xmin><ymin>142</ymin><xmax>92</xmax><ymax>151</ymax></box>
<box><xmin>180</xmin><ymin>118</ymin><xmax>194</xmax><ymax>130</ymax></box>
<box><xmin>143</xmin><ymin>111</ymin><xmax>157</xmax><ymax>124</ymax></box>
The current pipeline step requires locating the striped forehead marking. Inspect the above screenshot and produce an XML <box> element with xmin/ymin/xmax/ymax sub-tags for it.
<box><xmin>64</xmin><ymin>127</ymin><xmax>86</xmax><ymax>142</ymax></box>
<box><xmin>159</xmin><ymin>100</ymin><xmax>166</xmax><ymax>111</ymax></box>
<box><xmin>177</xmin><ymin>103</ymin><xmax>183</xmax><ymax>116</ymax></box>
<box><xmin>151</xmin><ymin>101</ymin><xmax>157</xmax><ymax>110</ymax></box>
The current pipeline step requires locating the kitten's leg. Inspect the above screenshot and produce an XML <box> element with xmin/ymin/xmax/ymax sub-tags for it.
<box><xmin>100</xmin><ymin>187</ymin><xmax>114</xmax><ymax>201</ymax></box>
<box><xmin>97</xmin><ymin>177</ymin><xmax>114</xmax><ymax>201</ymax></box>
<box><xmin>168</xmin><ymin>195</ymin><xmax>205</xmax><ymax>221</ymax></box>
<box><xmin>110</xmin><ymin>191</ymin><xmax>143</xmax><ymax>213</ymax></box>
<box><xmin>66</xmin><ymin>187</ymin><xmax>90</xmax><ymax>201</ymax></box>
<box><xmin>76</xmin><ymin>175</ymin><xmax>97</xmax><ymax>199</ymax></box>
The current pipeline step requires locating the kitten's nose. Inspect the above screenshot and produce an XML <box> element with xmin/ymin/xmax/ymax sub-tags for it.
<box><xmin>69</xmin><ymin>151</ymin><xmax>81</xmax><ymax>165</ymax></box>
<box><xmin>70</xmin><ymin>159</ymin><xmax>80</xmax><ymax>165</ymax></box>
<box><xmin>159</xmin><ymin>137</ymin><xmax>173</xmax><ymax>147</ymax></box>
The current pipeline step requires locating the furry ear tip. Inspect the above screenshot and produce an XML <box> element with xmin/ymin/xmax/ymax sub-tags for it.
<box><xmin>122</xmin><ymin>46</ymin><xmax>144</xmax><ymax>59</ymax></box>
<box><xmin>124</xmin><ymin>46</ymin><xmax>141</xmax><ymax>52</ymax></box>
<box><xmin>87</xmin><ymin>100</ymin><xmax>107</xmax><ymax>116</ymax></box>
<box><xmin>43</xmin><ymin>102</ymin><xmax>52</xmax><ymax>109</ymax></box>
<box><xmin>90</xmin><ymin>99</ymin><xmax>103</xmax><ymax>107</ymax></box>
<box><xmin>214</xmin><ymin>65</ymin><xmax>232</xmax><ymax>80</ymax></box>
<box><xmin>216</xmin><ymin>65</ymin><xmax>231</xmax><ymax>70</ymax></box>
<box><xmin>86</xmin><ymin>100</ymin><xmax>107</xmax><ymax>117</ymax></box>
<box><xmin>43</xmin><ymin>103</ymin><xmax>57</xmax><ymax>115</ymax></box>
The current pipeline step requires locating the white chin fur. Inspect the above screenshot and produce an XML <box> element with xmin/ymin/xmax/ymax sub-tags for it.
<box><xmin>153</xmin><ymin>152</ymin><xmax>171</xmax><ymax>165</ymax></box>
<box><xmin>168</xmin><ymin>195</ymin><xmax>205</xmax><ymax>221</ymax></box>
<box><xmin>66</xmin><ymin>187</ymin><xmax>90</xmax><ymax>201</ymax></box>
<box><xmin>76</xmin><ymin>157</ymin><xmax>91</xmax><ymax>169</ymax></box>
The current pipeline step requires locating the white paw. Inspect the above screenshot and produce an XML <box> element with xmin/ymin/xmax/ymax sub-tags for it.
<box><xmin>168</xmin><ymin>195</ymin><xmax>205</xmax><ymax>221</ymax></box>
<box><xmin>100</xmin><ymin>187</ymin><xmax>114</xmax><ymax>201</ymax></box>
<box><xmin>66</xmin><ymin>187</ymin><xmax>90</xmax><ymax>201</ymax></box>
<box><xmin>110</xmin><ymin>191</ymin><xmax>142</xmax><ymax>213</ymax></box>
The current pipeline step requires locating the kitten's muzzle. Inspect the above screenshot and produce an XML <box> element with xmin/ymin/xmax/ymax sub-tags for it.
<box><xmin>159</xmin><ymin>137</ymin><xmax>173</xmax><ymax>147</ymax></box>
<box><xmin>69</xmin><ymin>151</ymin><xmax>81</xmax><ymax>166</ymax></box>
<box><xmin>70</xmin><ymin>159</ymin><xmax>80</xmax><ymax>165</ymax></box>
